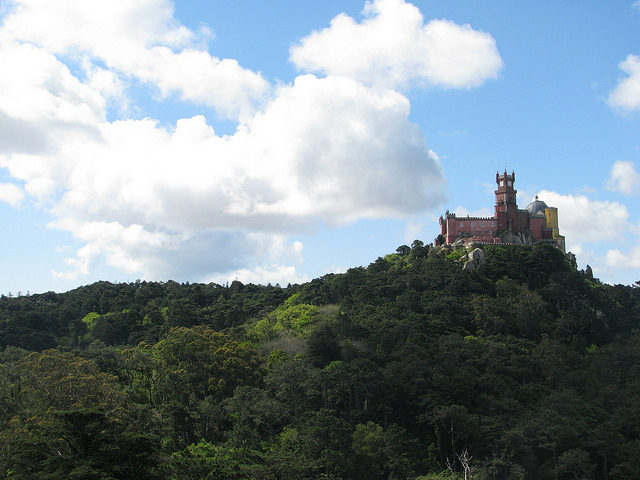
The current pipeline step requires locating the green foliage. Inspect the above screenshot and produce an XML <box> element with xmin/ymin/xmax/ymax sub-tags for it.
<box><xmin>307</xmin><ymin>322</ymin><xmax>340</xmax><ymax>367</ymax></box>
<box><xmin>0</xmin><ymin>350</ymin><xmax>163</xmax><ymax>479</ymax></box>
<box><xmin>252</xmin><ymin>302</ymin><xmax>339</xmax><ymax>341</ymax></box>
<box><xmin>0</xmin><ymin>245</ymin><xmax>639</xmax><ymax>479</ymax></box>
<box><xmin>152</xmin><ymin>325</ymin><xmax>261</xmax><ymax>403</ymax></box>
<box><xmin>352</xmin><ymin>421</ymin><xmax>385</xmax><ymax>457</ymax></box>
<box><xmin>170</xmin><ymin>440</ymin><xmax>241</xmax><ymax>480</ymax></box>
<box><xmin>80</xmin><ymin>311</ymin><xmax>100</xmax><ymax>330</ymax></box>
<box><xmin>266</xmin><ymin>348</ymin><xmax>289</xmax><ymax>369</ymax></box>
<box><xmin>445</xmin><ymin>248</ymin><xmax>468</xmax><ymax>262</ymax></box>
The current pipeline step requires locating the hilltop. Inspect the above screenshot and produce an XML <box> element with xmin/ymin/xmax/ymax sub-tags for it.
<box><xmin>1</xmin><ymin>242</ymin><xmax>639</xmax><ymax>479</ymax></box>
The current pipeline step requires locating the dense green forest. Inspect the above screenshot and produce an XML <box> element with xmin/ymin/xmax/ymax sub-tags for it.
<box><xmin>1</xmin><ymin>242</ymin><xmax>639</xmax><ymax>479</ymax></box>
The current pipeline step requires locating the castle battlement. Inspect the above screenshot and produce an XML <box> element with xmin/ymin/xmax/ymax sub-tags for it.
<box><xmin>441</xmin><ymin>211</ymin><xmax>495</xmax><ymax>222</ymax></box>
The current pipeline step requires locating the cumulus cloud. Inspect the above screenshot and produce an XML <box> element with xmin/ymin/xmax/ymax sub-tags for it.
<box><xmin>290</xmin><ymin>0</ymin><xmax>503</xmax><ymax>89</ymax></box>
<box><xmin>0</xmin><ymin>183</ymin><xmax>24</xmax><ymax>206</ymax></box>
<box><xmin>607</xmin><ymin>160</ymin><xmax>640</xmax><ymax>194</ymax></box>
<box><xmin>452</xmin><ymin>206</ymin><xmax>493</xmax><ymax>218</ymax></box>
<box><xmin>0</xmin><ymin>0</ymin><xmax>506</xmax><ymax>285</ymax></box>
<box><xmin>3</xmin><ymin>76</ymin><xmax>443</xmax><ymax>224</ymax></box>
<box><xmin>49</xmin><ymin>220</ymin><xmax>301</xmax><ymax>282</ymax></box>
<box><xmin>49</xmin><ymin>219</ymin><xmax>181</xmax><ymax>278</ymax></box>
<box><xmin>608</xmin><ymin>54</ymin><xmax>640</xmax><ymax>113</ymax></box>
<box><xmin>0</xmin><ymin>0</ymin><xmax>193</xmax><ymax>52</ymax></box>
<box><xmin>537</xmin><ymin>190</ymin><xmax>629</xmax><ymax>244</ymax></box>
<box><xmin>206</xmin><ymin>265</ymin><xmax>310</xmax><ymax>287</ymax></box>
<box><xmin>236</xmin><ymin>75</ymin><xmax>445</xmax><ymax>222</ymax></box>
<box><xmin>0</xmin><ymin>40</ymin><xmax>105</xmax><ymax>156</ymax></box>
<box><xmin>0</xmin><ymin>0</ymin><xmax>269</xmax><ymax>119</ymax></box>
<box><xmin>605</xmin><ymin>246</ymin><xmax>640</xmax><ymax>270</ymax></box>
<box><xmin>604</xmin><ymin>218</ymin><xmax>640</xmax><ymax>274</ymax></box>
<box><xmin>535</xmin><ymin>190</ymin><xmax>640</xmax><ymax>284</ymax></box>
<box><xmin>1</xmin><ymin>73</ymin><xmax>444</xmax><ymax>280</ymax></box>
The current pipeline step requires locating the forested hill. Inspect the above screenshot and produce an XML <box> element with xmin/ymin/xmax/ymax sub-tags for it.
<box><xmin>1</xmin><ymin>243</ymin><xmax>639</xmax><ymax>479</ymax></box>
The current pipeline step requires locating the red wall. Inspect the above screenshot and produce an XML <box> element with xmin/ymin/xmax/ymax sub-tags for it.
<box><xmin>444</xmin><ymin>217</ymin><xmax>497</xmax><ymax>243</ymax></box>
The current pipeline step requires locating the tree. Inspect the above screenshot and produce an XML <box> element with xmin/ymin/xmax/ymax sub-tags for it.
<box><xmin>556</xmin><ymin>448</ymin><xmax>594</xmax><ymax>480</ymax></box>
<box><xmin>0</xmin><ymin>350</ymin><xmax>164</xmax><ymax>479</ymax></box>
<box><xmin>265</xmin><ymin>356</ymin><xmax>315</xmax><ymax>422</ymax></box>
<box><xmin>352</xmin><ymin>421</ymin><xmax>386</xmax><ymax>478</ymax></box>
<box><xmin>225</xmin><ymin>386</ymin><xmax>287</xmax><ymax>448</ymax></box>
<box><xmin>152</xmin><ymin>326</ymin><xmax>261</xmax><ymax>404</ymax></box>
<box><xmin>351</xmin><ymin>421</ymin><xmax>416</xmax><ymax>479</ymax></box>
<box><xmin>170</xmin><ymin>440</ymin><xmax>241</xmax><ymax>480</ymax></box>
<box><xmin>307</xmin><ymin>322</ymin><xmax>340</xmax><ymax>367</ymax></box>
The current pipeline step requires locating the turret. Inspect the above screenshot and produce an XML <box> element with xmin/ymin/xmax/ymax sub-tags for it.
<box><xmin>494</xmin><ymin>170</ymin><xmax>518</xmax><ymax>231</ymax></box>
<box><xmin>544</xmin><ymin>206</ymin><xmax>565</xmax><ymax>253</ymax></box>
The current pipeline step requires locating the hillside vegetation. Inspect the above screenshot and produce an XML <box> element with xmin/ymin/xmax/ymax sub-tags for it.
<box><xmin>1</xmin><ymin>242</ymin><xmax>639</xmax><ymax>479</ymax></box>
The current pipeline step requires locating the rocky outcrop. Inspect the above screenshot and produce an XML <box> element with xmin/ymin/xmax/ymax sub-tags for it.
<box><xmin>462</xmin><ymin>248</ymin><xmax>485</xmax><ymax>271</ymax></box>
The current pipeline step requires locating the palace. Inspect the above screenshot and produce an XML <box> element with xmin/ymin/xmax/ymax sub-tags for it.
<box><xmin>438</xmin><ymin>170</ymin><xmax>565</xmax><ymax>252</ymax></box>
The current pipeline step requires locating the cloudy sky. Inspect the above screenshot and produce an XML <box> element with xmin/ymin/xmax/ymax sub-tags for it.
<box><xmin>0</xmin><ymin>0</ymin><xmax>639</xmax><ymax>294</ymax></box>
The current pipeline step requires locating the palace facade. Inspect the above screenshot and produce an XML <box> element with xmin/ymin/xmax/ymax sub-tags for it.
<box><xmin>438</xmin><ymin>171</ymin><xmax>565</xmax><ymax>252</ymax></box>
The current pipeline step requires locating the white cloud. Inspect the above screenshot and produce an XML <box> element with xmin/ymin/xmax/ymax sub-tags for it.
<box><xmin>0</xmin><ymin>183</ymin><xmax>24</xmax><ymax>206</ymax></box>
<box><xmin>146</xmin><ymin>48</ymin><xmax>270</xmax><ymax>119</ymax></box>
<box><xmin>534</xmin><ymin>190</ymin><xmax>640</xmax><ymax>285</ymax></box>
<box><xmin>330</xmin><ymin>266</ymin><xmax>348</xmax><ymax>275</ymax></box>
<box><xmin>452</xmin><ymin>206</ymin><xmax>493</xmax><ymax>218</ymax></box>
<box><xmin>607</xmin><ymin>160</ymin><xmax>640</xmax><ymax>194</ymax></box>
<box><xmin>605</xmin><ymin>246</ymin><xmax>640</xmax><ymax>271</ymax></box>
<box><xmin>3</xmin><ymin>75</ymin><xmax>443</xmax><ymax>224</ymax></box>
<box><xmin>49</xmin><ymin>219</ymin><xmax>309</xmax><ymax>282</ymax></box>
<box><xmin>537</xmin><ymin>190</ymin><xmax>629</xmax><ymax>244</ymax></box>
<box><xmin>0</xmin><ymin>0</ymin><xmax>193</xmax><ymax>53</ymax></box>
<box><xmin>608</xmin><ymin>54</ymin><xmax>640</xmax><ymax>113</ymax></box>
<box><xmin>83</xmin><ymin>61</ymin><xmax>128</xmax><ymax>112</ymax></box>
<box><xmin>206</xmin><ymin>265</ymin><xmax>310</xmax><ymax>287</ymax></box>
<box><xmin>0</xmin><ymin>0</ymin><xmax>269</xmax><ymax>120</ymax></box>
<box><xmin>0</xmin><ymin>41</ymin><xmax>104</xmax><ymax>124</ymax></box>
<box><xmin>0</xmin><ymin>0</ymin><xmax>486</xmax><ymax>285</ymax></box>
<box><xmin>235</xmin><ymin>75</ymin><xmax>445</xmax><ymax>222</ymax></box>
<box><xmin>634</xmin><ymin>1</ymin><xmax>640</xmax><ymax>13</ymax></box>
<box><xmin>2</xmin><ymin>74</ymin><xmax>444</xmax><ymax>281</ymax></box>
<box><xmin>290</xmin><ymin>0</ymin><xmax>503</xmax><ymax>89</ymax></box>
<box><xmin>604</xmin><ymin>216</ymin><xmax>640</xmax><ymax>274</ymax></box>
<box><xmin>0</xmin><ymin>40</ymin><xmax>105</xmax><ymax>156</ymax></box>
<box><xmin>50</xmin><ymin>219</ymin><xmax>182</xmax><ymax>279</ymax></box>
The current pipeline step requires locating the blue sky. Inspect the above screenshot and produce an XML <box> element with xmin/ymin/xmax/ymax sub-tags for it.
<box><xmin>0</xmin><ymin>0</ymin><xmax>639</xmax><ymax>295</ymax></box>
